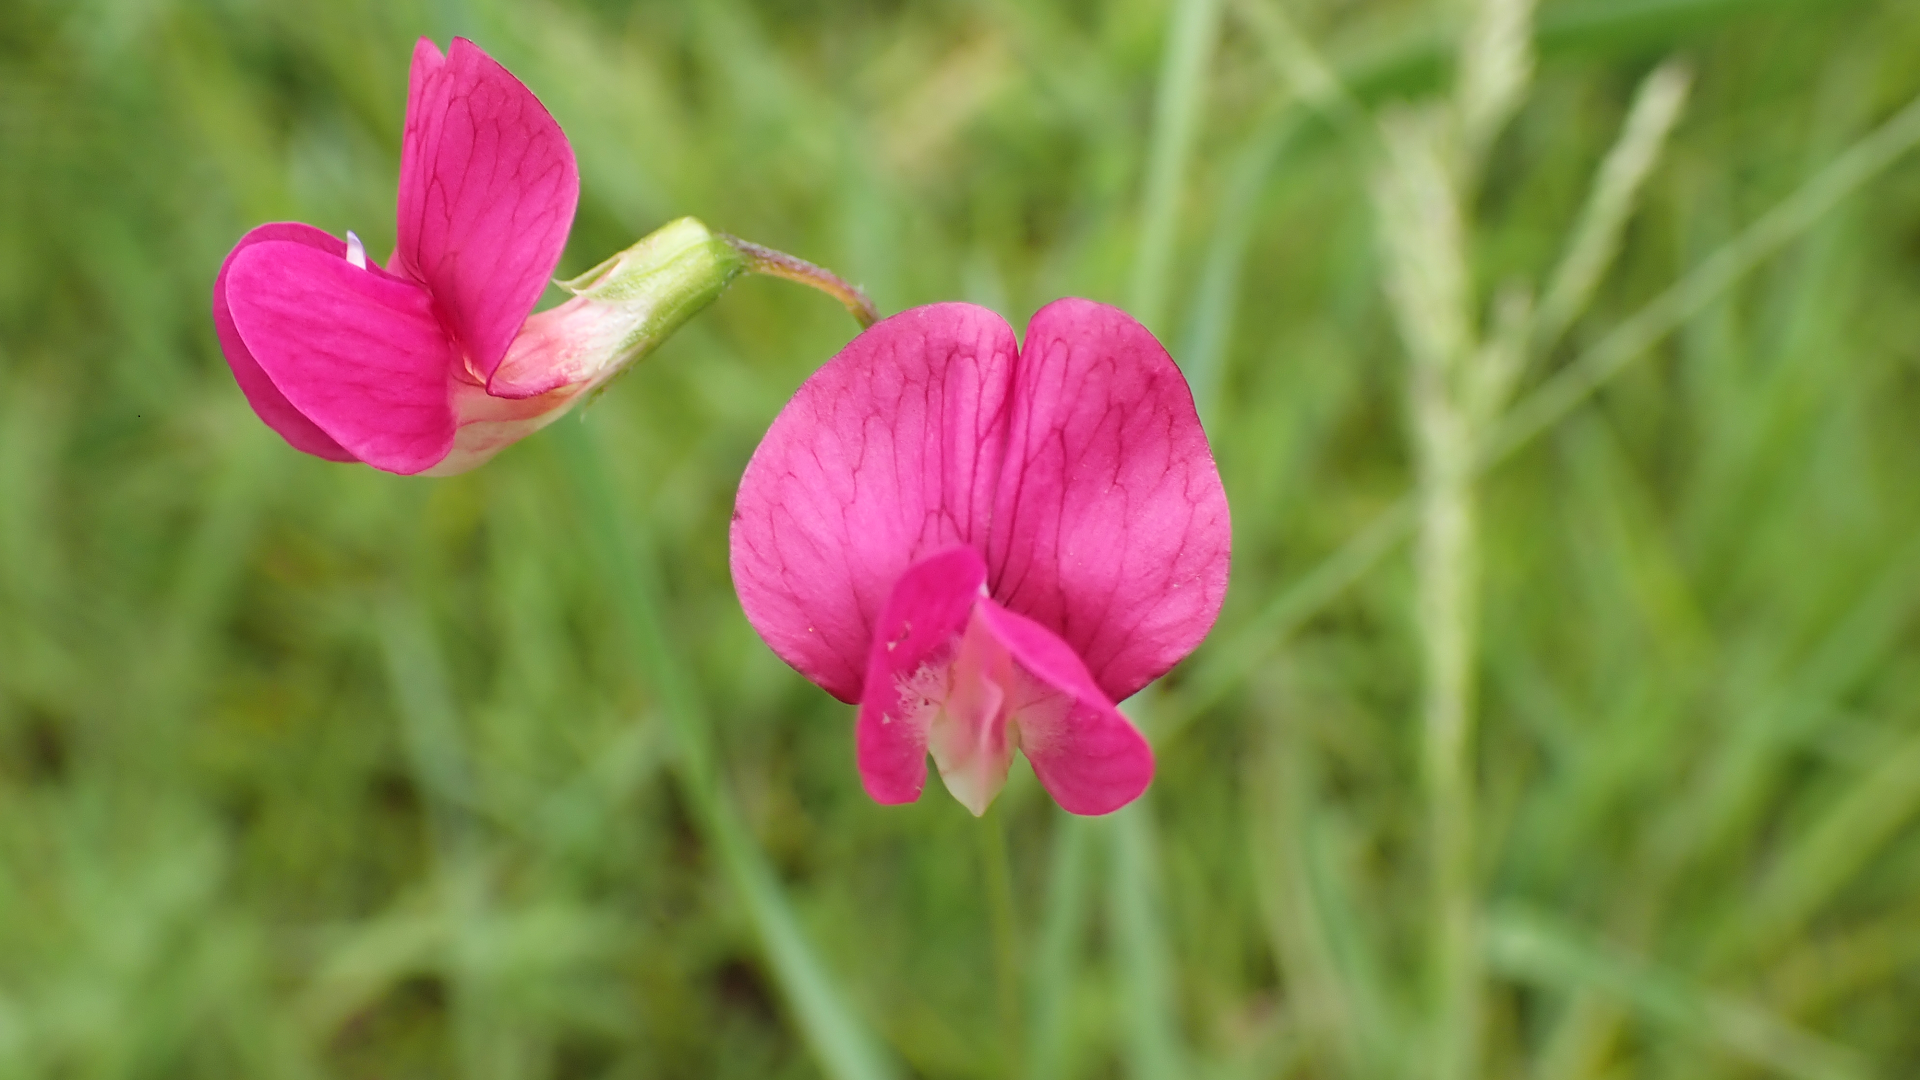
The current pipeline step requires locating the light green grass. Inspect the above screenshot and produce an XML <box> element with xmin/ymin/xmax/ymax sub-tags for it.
<box><xmin>4</xmin><ymin>0</ymin><xmax>1920</xmax><ymax>1077</ymax></box>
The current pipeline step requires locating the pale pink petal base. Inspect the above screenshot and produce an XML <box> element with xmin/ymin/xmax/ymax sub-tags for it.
<box><xmin>926</xmin><ymin>610</ymin><xmax>1019</xmax><ymax>815</ymax></box>
<box><xmin>427</xmin><ymin>379</ymin><xmax>578</xmax><ymax>477</ymax></box>
<box><xmin>421</xmin><ymin>298</ymin><xmax>630</xmax><ymax>476</ymax></box>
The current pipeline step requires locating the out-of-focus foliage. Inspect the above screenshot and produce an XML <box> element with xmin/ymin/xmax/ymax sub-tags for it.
<box><xmin>4</xmin><ymin>0</ymin><xmax>1920</xmax><ymax>1077</ymax></box>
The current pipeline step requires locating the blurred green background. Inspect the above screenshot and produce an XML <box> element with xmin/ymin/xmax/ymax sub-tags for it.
<box><xmin>6</xmin><ymin>0</ymin><xmax>1920</xmax><ymax>1077</ymax></box>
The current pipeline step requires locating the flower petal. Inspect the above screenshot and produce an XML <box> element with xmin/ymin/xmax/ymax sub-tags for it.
<box><xmin>424</xmin><ymin>377</ymin><xmax>580</xmax><ymax>477</ymax></box>
<box><xmin>987</xmin><ymin>298</ymin><xmax>1231</xmax><ymax>702</ymax></box>
<box><xmin>975</xmin><ymin>599</ymin><xmax>1153</xmax><ymax>816</ymax></box>
<box><xmin>731</xmin><ymin>303</ymin><xmax>1017</xmax><ymax>702</ymax></box>
<box><xmin>855</xmin><ymin>546</ymin><xmax>986</xmax><ymax>806</ymax></box>
<box><xmin>224</xmin><ymin>240</ymin><xmax>457</xmax><ymax>475</ymax></box>
<box><xmin>212</xmin><ymin>223</ymin><xmax>357</xmax><ymax>462</ymax></box>
<box><xmin>393</xmin><ymin>37</ymin><xmax>579</xmax><ymax>382</ymax></box>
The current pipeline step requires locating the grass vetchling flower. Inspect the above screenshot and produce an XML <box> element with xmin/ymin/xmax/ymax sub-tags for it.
<box><xmin>731</xmin><ymin>300</ymin><xmax>1230</xmax><ymax>815</ymax></box>
<box><xmin>212</xmin><ymin>38</ymin><xmax>751</xmax><ymax>476</ymax></box>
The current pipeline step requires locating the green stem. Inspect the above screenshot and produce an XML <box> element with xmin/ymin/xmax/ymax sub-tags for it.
<box><xmin>1128</xmin><ymin>0</ymin><xmax>1225</xmax><ymax>331</ymax></box>
<box><xmin>1109</xmin><ymin>792</ymin><xmax>1186</xmax><ymax>1080</ymax></box>
<box><xmin>981</xmin><ymin>806</ymin><xmax>1025</xmax><ymax>1077</ymax></box>
<box><xmin>551</xmin><ymin>422</ymin><xmax>897</xmax><ymax>1080</ymax></box>
<box><xmin>721</xmin><ymin>233</ymin><xmax>880</xmax><ymax>328</ymax></box>
<box><xmin>1413</xmin><ymin>385</ymin><xmax>1481</xmax><ymax>1080</ymax></box>
<box><xmin>1026</xmin><ymin>814</ymin><xmax>1093</xmax><ymax>1080</ymax></box>
<box><xmin>1099</xmin><ymin>0</ymin><xmax>1223</xmax><ymax>1071</ymax></box>
<box><xmin>1371</xmin><ymin>75</ymin><xmax>1493</xmax><ymax>1080</ymax></box>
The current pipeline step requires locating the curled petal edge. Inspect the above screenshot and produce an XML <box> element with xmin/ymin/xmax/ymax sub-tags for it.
<box><xmin>213</xmin><ymin>223</ymin><xmax>358</xmax><ymax>462</ymax></box>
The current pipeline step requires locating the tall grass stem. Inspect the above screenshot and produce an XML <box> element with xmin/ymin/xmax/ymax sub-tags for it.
<box><xmin>1161</xmin><ymin>87</ymin><xmax>1920</xmax><ymax>738</ymax></box>
<box><xmin>1532</xmin><ymin>61</ymin><xmax>1692</xmax><ymax>354</ymax></box>
<box><xmin>1375</xmin><ymin>107</ymin><xmax>1484</xmax><ymax>1080</ymax></box>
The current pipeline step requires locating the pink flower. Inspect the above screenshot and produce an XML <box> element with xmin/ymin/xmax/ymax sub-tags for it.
<box><xmin>212</xmin><ymin>38</ymin><xmax>646</xmax><ymax>476</ymax></box>
<box><xmin>730</xmin><ymin>300</ymin><xmax>1231</xmax><ymax>816</ymax></box>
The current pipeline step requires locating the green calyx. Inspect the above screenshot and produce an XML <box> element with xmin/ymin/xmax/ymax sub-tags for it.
<box><xmin>558</xmin><ymin>217</ymin><xmax>747</xmax><ymax>361</ymax></box>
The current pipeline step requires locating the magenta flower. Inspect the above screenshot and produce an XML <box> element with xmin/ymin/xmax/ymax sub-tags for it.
<box><xmin>212</xmin><ymin>38</ymin><xmax>588</xmax><ymax>476</ymax></box>
<box><xmin>730</xmin><ymin>300</ymin><xmax>1231</xmax><ymax>816</ymax></box>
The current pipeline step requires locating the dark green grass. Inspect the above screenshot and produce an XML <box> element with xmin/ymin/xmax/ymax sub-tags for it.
<box><xmin>4</xmin><ymin>0</ymin><xmax>1920</xmax><ymax>1077</ymax></box>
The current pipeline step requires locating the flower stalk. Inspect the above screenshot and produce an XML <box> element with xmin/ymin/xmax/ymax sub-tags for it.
<box><xmin>980</xmin><ymin>807</ymin><xmax>1024</xmax><ymax>1077</ymax></box>
<box><xmin>1384</xmin><ymin>105</ymin><xmax>1499</xmax><ymax>1075</ymax></box>
<box><xmin>722</xmin><ymin>233</ymin><xmax>880</xmax><ymax>329</ymax></box>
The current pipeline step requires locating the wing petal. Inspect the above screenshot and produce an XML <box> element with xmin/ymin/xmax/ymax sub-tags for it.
<box><xmin>212</xmin><ymin>223</ymin><xmax>357</xmax><ymax>462</ymax></box>
<box><xmin>977</xmin><ymin>599</ymin><xmax>1153</xmax><ymax>816</ymax></box>
<box><xmin>854</xmin><ymin>546</ymin><xmax>987</xmax><ymax>806</ymax></box>
<box><xmin>225</xmin><ymin>240</ymin><xmax>457</xmax><ymax>475</ymax></box>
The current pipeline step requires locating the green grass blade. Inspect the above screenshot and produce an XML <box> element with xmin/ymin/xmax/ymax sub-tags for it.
<box><xmin>1161</xmin><ymin>88</ymin><xmax>1920</xmax><ymax>736</ymax></box>
<box><xmin>1483</xmin><ymin>90</ymin><xmax>1920</xmax><ymax>466</ymax></box>
<box><xmin>548</xmin><ymin>420</ymin><xmax>899</xmax><ymax>1080</ymax></box>
<box><xmin>1106</xmin><ymin>0</ymin><xmax>1230</xmax><ymax>1072</ymax></box>
<box><xmin>1027</xmin><ymin>812</ymin><xmax>1093</xmax><ymax>1080</ymax></box>
<box><xmin>1731</xmin><ymin>726</ymin><xmax>1920</xmax><ymax>960</ymax></box>
<box><xmin>1177</xmin><ymin>112</ymin><xmax>1304</xmax><ymax>428</ymax></box>
<box><xmin>1108</xmin><ymin>798</ymin><xmax>1188</xmax><ymax>1080</ymax></box>
<box><xmin>1488</xmin><ymin>909</ymin><xmax>1871</xmax><ymax>1080</ymax></box>
<box><xmin>1130</xmin><ymin>0</ymin><xmax>1225</xmax><ymax>332</ymax></box>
